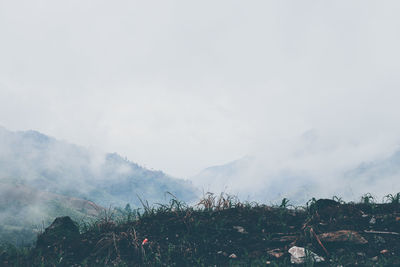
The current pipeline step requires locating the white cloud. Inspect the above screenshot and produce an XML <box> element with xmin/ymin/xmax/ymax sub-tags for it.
<box><xmin>1</xmin><ymin>0</ymin><xmax>400</xmax><ymax>181</ymax></box>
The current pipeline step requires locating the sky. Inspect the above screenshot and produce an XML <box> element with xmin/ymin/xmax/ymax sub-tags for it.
<box><xmin>1</xmin><ymin>1</ymin><xmax>400</xmax><ymax>178</ymax></box>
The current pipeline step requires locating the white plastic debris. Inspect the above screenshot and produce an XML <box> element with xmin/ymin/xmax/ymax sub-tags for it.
<box><xmin>288</xmin><ymin>246</ymin><xmax>324</xmax><ymax>264</ymax></box>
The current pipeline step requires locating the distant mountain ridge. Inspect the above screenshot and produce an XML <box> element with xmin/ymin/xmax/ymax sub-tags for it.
<box><xmin>192</xmin><ymin>156</ymin><xmax>318</xmax><ymax>204</ymax></box>
<box><xmin>0</xmin><ymin>126</ymin><xmax>199</xmax><ymax>245</ymax></box>
<box><xmin>0</xmin><ymin>126</ymin><xmax>199</xmax><ymax>207</ymax></box>
<box><xmin>193</xmin><ymin>142</ymin><xmax>400</xmax><ymax>204</ymax></box>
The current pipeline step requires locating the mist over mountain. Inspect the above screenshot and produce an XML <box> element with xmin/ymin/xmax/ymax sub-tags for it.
<box><xmin>0</xmin><ymin>126</ymin><xmax>198</xmax><ymax>207</ymax></box>
<box><xmin>192</xmin><ymin>157</ymin><xmax>318</xmax><ymax>205</ymax></box>
<box><xmin>0</xmin><ymin>181</ymin><xmax>102</xmax><ymax>245</ymax></box>
<box><xmin>192</xmin><ymin>131</ymin><xmax>400</xmax><ymax>204</ymax></box>
<box><xmin>0</xmin><ymin>126</ymin><xmax>199</xmax><ymax>245</ymax></box>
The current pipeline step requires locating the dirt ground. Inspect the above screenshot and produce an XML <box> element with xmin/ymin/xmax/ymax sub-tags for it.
<box><xmin>1</xmin><ymin>196</ymin><xmax>400</xmax><ymax>266</ymax></box>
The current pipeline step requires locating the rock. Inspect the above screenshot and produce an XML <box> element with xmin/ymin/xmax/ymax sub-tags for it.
<box><xmin>267</xmin><ymin>248</ymin><xmax>284</xmax><ymax>258</ymax></box>
<box><xmin>318</xmin><ymin>230</ymin><xmax>368</xmax><ymax>244</ymax></box>
<box><xmin>315</xmin><ymin>199</ymin><xmax>340</xmax><ymax>209</ymax></box>
<box><xmin>288</xmin><ymin>246</ymin><xmax>324</xmax><ymax>264</ymax></box>
<box><xmin>380</xmin><ymin>249</ymin><xmax>389</xmax><ymax>254</ymax></box>
<box><xmin>233</xmin><ymin>226</ymin><xmax>247</xmax><ymax>234</ymax></box>
<box><xmin>36</xmin><ymin>216</ymin><xmax>80</xmax><ymax>249</ymax></box>
<box><xmin>311</xmin><ymin>199</ymin><xmax>340</xmax><ymax>220</ymax></box>
<box><xmin>369</xmin><ymin>217</ymin><xmax>376</xmax><ymax>225</ymax></box>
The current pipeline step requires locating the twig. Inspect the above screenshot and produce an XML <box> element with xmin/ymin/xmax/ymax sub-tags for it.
<box><xmin>310</xmin><ymin>227</ymin><xmax>329</xmax><ymax>256</ymax></box>
<box><xmin>301</xmin><ymin>218</ymin><xmax>312</xmax><ymax>230</ymax></box>
<box><xmin>274</xmin><ymin>232</ymin><xmax>298</xmax><ymax>236</ymax></box>
<box><xmin>364</xmin><ymin>230</ymin><xmax>400</xmax><ymax>236</ymax></box>
<box><xmin>113</xmin><ymin>232</ymin><xmax>119</xmax><ymax>256</ymax></box>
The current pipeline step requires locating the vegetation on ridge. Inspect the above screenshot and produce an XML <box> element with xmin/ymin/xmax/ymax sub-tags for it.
<box><xmin>1</xmin><ymin>192</ymin><xmax>400</xmax><ymax>266</ymax></box>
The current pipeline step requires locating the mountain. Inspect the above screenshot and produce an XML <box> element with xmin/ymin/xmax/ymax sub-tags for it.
<box><xmin>0</xmin><ymin>126</ymin><xmax>199</xmax><ymax>245</ymax></box>
<box><xmin>192</xmin><ymin>156</ymin><xmax>318</xmax><ymax>205</ymax></box>
<box><xmin>342</xmin><ymin>149</ymin><xmax>400</xmax><ymax>198</ymax></box>
<box><xmin>0</xmin><ymin>181</ymin><xmax>102</xmax><ymax>245</ymax></box>
<box><xmin>193</xmin><ymin>136</ymin><xmax>400</xmax><ymax>205</ymax></box>
<box><xmin>0</xmin><ymin>126</ymin><xmax>199</xmax><ymax>208</ymax></box>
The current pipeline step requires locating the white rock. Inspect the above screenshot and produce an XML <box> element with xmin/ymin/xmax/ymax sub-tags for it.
<box><xmin>233</xmin><ymin>226</ymin><xmax>247</xmax><ymax>234</ymax></box>
<box><xmin>288</xmin><ymin>246</ymin><xmax>324</xmax><ymax>264</ymax></box>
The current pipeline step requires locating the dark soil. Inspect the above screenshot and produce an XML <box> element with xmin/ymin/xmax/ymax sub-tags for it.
<box><xmin>1</xmin><ymin>196</ymin><xmax>399</xmax><ymax>266</ymax></box>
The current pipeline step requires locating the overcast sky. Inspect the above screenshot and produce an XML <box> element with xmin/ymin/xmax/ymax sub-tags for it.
<box><xmin>1</xmin><ymin>1</ymin><xmax>400</xmax><ymax>178</ymax></box>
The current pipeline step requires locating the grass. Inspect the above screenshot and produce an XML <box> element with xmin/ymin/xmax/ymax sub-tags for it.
<box><xmin>1</xmin><ymin>192</ymin><xmax>400</xmax><ymax>266</ymax></box>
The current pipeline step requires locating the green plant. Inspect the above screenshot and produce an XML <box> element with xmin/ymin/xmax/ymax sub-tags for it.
<box><xmin>361</xmin><ymin>193</ymin><xmax>375</xmax><ymax>205</ymax></box>
<box><xmin>306</xmin><ymin>197</ymin><xmax>317</xmax><ymax>213</ymax></box>
<box><xmin>332</xmin><ymin>195</ymin><xmax>345</xmax><ymax>204</ymax></box>
<box><xmin>383</xmin><ymin>192</ymin><xmax>400</xmax><ymax>205</ymax></box>
<box><xmin>197</xmin><ymin>192</ymin><xmax>239</xmax><ymax>211</ymax></box>
<box><xmin>279</xmin><ymin>198</ymin><xmax>291</xmax><ymax>209</ymax></box>
<box><xmin>3</xmin><ymin>193</ymin><xmax>400</xmax><ymax>266</ymax></box>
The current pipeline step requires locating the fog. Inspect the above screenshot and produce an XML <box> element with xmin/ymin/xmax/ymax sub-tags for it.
<box><xmin>0</xmin><ymin>127</ymin><xmax>198</xmax><ymax>208</ymax></box>
<box><xmin>193</xmin><ymin>129</ymin><xmax>400</xmax><ymax>204</ymax></box>
<box><xmin>1</xmin><ymin>1</ymin><xmax>400</xmax><ymax>192</ymax></box>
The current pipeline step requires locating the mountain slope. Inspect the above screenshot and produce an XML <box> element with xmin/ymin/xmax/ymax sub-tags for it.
<box><xmin>192</xmin><ymin>156</ymin><xmax>318</xmax><ymax>204</ymax></box>
<box><xmin>0</xmin><ymin>126</ymin><xmax>199</xmax><ymax>207</ymax></box>
<box><xmin>193</xmin><ymin>147</ymin><xmax>400</xmax><ymax>204</ymax></box>
<box><xmin>0</xmin><ymin>181</ymin><xmax>102</xmax><ymax>245</ymax></box>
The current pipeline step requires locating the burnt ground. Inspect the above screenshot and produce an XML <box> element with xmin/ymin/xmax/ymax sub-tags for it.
<box><xmin>1</xmin><ymin>194</ymin><xmax>400</xmax><ymax>266</ymax></box>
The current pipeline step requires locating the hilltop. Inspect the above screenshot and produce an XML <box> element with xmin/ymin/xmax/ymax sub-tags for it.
<box><xmin>0</xmin><ymin>126</ymin><xmax>198</xmax><ymax>245</ymax></box>
<box><xmin>0</xmin><ymin>127</ymin><xmax>198</xmax><ymax>207</ymax></box>
<box><xmin>1</xmin><ymin>193</ymin><xmax>399</xmax><ymax>266</ymax></box>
